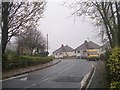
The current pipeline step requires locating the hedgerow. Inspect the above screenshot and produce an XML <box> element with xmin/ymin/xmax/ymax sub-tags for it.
<box><xmin>2</xmin><ymin>54</ymin><xmax>53</xmax><ymax>71</ymax></box>
<box><xmin>105</xmin><ymin>47</ymin><xmax>120</xmax><ymax>89</ymax></box>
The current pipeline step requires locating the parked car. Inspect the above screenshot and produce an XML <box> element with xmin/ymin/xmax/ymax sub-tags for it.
<box><xmin>80</xmin><ymin>54</ymin><xmax>87</xmax><ymax>59</ymax></box>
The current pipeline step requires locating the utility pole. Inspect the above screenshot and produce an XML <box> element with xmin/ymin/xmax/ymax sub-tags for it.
<box><xmin>47</xmin><ymin>33</ymin><xmax>48</xmax><ymax>52</ymax></box>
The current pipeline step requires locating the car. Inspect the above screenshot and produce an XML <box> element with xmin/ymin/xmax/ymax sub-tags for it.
<box><xmin>80</xmin><ymin>54</ymin><xmax>87</xmax><ymax>59</ymax></box>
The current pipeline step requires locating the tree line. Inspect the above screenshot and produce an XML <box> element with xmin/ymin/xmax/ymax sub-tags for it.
<box><xmin>64</xmin><ymin>0</ymin><xmax>120</xmax><ymax>48</ymax></box>
<box><xmin>64</xmin><ymin>0</ymin><xmax>120</xmax><ymax>88</ymax></box>
<box><xmin>2</xmin><ymin>0</ymin><xmax>47</xmax><ymax>56</ymax></box>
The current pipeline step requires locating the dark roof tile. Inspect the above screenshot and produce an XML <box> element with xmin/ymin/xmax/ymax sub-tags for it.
<box><xmin>53</xmin><ymin>45</ymin><xmax>74</xmax><ymax>54</ymax></box>
<box><xmin>75</xmin><ymin>41</ymin><xmax>100</xmax><ymax>50</ymax></box>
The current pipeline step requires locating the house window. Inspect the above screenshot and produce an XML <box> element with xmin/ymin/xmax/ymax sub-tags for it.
<box><xmin>83</xmin><ymin>50</ymin><xmax>86</xmax><ymax>52</ymax></box>
<box><xmin>78</xmin><ymin>51</ymin><xmax>80</xmax><ymax>53</ymax></box>
<box><xmin>75</xmin><ymin>51</ymin><xmax>76</xmax><ymax>53</ymax></box>
<box><xmin>56</xmin><ymin>53</ymin><xmax>57</xmax><ymax>55</ymax></box>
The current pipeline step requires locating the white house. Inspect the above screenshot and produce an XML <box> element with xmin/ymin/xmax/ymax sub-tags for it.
<box><xmin>75</xmin><ymin>40</ymin><xmax>101</xmax><ymax>58</ymax></box>
<box><xmin>100</xmin><ymin>41</ymin><xmax>111</xmax><ymax>54</ymax></box>
<box><xmin>52</xmin><ymin>44</ymin><xmax>75</xmax><ymax>59</ymax></box>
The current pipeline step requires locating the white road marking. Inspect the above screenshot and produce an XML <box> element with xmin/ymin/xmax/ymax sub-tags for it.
<box><xmin>24</xmin><ymin>77</ymin><xmax>50</xmax><ymax>89</ymax></box>
<box><xmin>80</xmin><ymin>61</ymin><xmax>96</xmax><ymax>88</ymax></box>
<box><xmin>20</xmin><ymin>77</ymin><xmax>27</xmax><ymax>80</ymax></box>
<box><xmin>24</xmin><ymin>63</ymin><xmax>75</xmax><ymax>89</ymax></box>
<box><xmin>42</xmin><ymin>78</ymin><xmax>49</xmax><ymax>81</ymax></box>
<box><xmin>86</xmin><ymin>67</ymin><xmax>96</xmax><ymax>88</ymax></box>
<box><xmin>2</xmin><ymin>73</ymin><xmax>28</xmax><ymax>81</ymax></box>
<box><xmin>80</xmin><ymin>72</ymin><xmax>91</xmax><ymax>88</ymax></box>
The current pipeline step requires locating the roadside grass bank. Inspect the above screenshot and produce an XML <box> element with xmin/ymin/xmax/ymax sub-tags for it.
<box><xmin>2</xmin><ymin>54</ymin><xmax>54</xmax><ymax>79</ymax></box>
<box><xmin>2</xmin><ymin>59</ymin><xmax>60</xmax><ymax>79</ymax></box>
<box><xmin>2</xmin><ymin>54</ymin><xmax>54</xmax><ymax>71</ymax></box>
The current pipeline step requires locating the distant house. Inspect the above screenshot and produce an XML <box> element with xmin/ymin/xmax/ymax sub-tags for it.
<box><xmin>101</xmin><ymin>41</ymin><xmax>111</xmax><ymax>54</ymax></box>
<box><xmin>75</xmin><ymin>40</ymin><xmax>101</xmax><ymax>58</ymax></box>
<box><xmin>6</xmin><ymin>42</ymin><xmax>17</xmax><ymax>52</ymax></box>
<box><xmin>52</xmin><ymin>44</ymin><xmax>75</xmax><ymax>59</ymax></box>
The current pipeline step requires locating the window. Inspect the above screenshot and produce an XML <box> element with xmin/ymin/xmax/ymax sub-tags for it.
<box><xmin>75</xmin><ymin>51</ymin><xmax>76</xmax><ymax>53</ymax></box>
<box><xmin>83</xmin><ymin>50</ymin><xmax>87</xmax><ymax>52</ymax></box>
<box><xmin>78</xmin><ymin>51</ymin><xmax>80</xmax><ymax>53</ymax></box>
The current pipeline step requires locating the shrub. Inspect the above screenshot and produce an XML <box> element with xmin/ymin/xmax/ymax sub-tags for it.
<box><xmin>2</xmin><ymin>54</ymin><xmax>9</xmax><ymax>70</ymax></box>
<box><xmin>105</xmin><ymin>47</ymin><xmax>120</xmax><ymax>89</ymax></box>
<box><xmin>20</xmin><ymin>56</ymin><xmax>53</xmax><ymax>66</ymax></box>
<box><xmin>3</xmin><ymin>54</ymin><xmax>53</xmax><ymax>71</ymax></box>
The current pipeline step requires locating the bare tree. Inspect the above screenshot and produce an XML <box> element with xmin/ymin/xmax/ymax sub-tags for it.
<box><xmin>2</xmin><ymin>1</ymin><xmax>46</xmax><ymax>54</ymax></box>
<box><xmin>64</xmin><ymin>0</ymin><xmax>120</xmax><ymax>48</ymax></box>
<box><xmin>17</xmin><ymin>26</ymin><xmax>46</xmax><ymax>55</ymax></box>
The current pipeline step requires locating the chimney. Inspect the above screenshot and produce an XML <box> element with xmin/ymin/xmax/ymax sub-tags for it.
<box><xmin>84</xmin><ymin>40</ymin><xmax>88</xmax><ymax>49</ymax></box>
<box><xmin>84</xmin><ymin>40</ymin><xmax>87</xmax><ymax>43</ymax></box>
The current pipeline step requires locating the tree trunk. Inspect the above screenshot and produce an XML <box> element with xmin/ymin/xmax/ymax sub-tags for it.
<box><xmin>101</xmin><ymin>2</ymin><xmax>115</xmax><ymax>48</ymax></box>
<box><xmin>2</xmin><ymin>2</ymin><xmax>9</xmax><ymax>55</ymax></box>
<box><xmin>115</xmin><ymin>2</ymin><xmax>120</xmax><ymax>46</ymax></box>
<box><xmin>95</xmin><ymin>2</ymin><xmax>113</xmax><ymax>48</ymax></box>
<box><xmin>110</xmin><ymin>2</ymin><xmax>118</xmax><ymax>46</ymax></box>
<box><xmin>30</xmin><ymin>49</ymin><xmax>33</xmax><ymax>56</ymax></box>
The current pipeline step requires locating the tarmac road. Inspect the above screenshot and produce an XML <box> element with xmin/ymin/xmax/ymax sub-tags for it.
<box><xmin>2</xmin><ymin>59</ymin><xmax>93</xmax><ymax>89</ymax></box>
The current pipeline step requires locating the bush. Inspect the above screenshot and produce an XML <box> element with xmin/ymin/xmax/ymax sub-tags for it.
<box><xmin>2</xmin><ymin>54</ymin><xmax>9</xmax><ymax>70</ymax></box>
<box><xmin>87</xmin><ymin>57</ymin><xmax>99</xmax><ymax>61</ymax></box>
<box><xmin>3</xmin><ymin>54</ymin><xmax>53</xmax><ymax>71</ymax></box>
<box><xmin>36</xmin><ymin>52</ymin><xmax>49</xmax><ymax>57</ymax></box>
<box><xmin>20</xmin><ymin>56</ymin><xmax>53</xmax><ymax>66</ymax></box>
<box><xmin>105</xmin><ymin>47</ymin><xmax>120</xmax><ymax>89</ymax></box>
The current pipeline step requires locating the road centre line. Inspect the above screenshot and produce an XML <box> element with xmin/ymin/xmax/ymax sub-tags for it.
<box><xmin>23</xmin><ymin>77</ymin><xmax>50</xmax><ymax>89</ymax></box>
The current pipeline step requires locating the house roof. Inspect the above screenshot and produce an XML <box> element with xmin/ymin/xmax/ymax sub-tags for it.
<box><xmin>102</xmin><ymin>41</ymin><xmax>110</xmax><ymax>48</ymax></box>
<box><xmin>75</xmin><ymin>40</ymin><xmax>100</xmax><ymax>50</ymax></box>
<box><xmin>53</xmin><ymin>45</ymin><xmax>74</xmax><ymax>54</ymax></box>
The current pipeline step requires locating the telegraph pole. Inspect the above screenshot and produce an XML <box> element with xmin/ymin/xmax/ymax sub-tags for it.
<box><xmin>47</xmin><ymin>33</ymin><xmax>48</xmax><ymax>52</ymax></box>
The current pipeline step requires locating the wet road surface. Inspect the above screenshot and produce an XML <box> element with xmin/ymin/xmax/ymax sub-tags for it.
<box><xmin>3</xmin><ymin>59</ymin><xmax>94</xmax><ymax>89</ymax></box>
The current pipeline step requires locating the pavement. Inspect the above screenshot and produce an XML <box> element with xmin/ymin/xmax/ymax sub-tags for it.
<box><xmin>88</xmin><ymin>60</ymin><xmax>107</xmax><ymax>88</ymax></box>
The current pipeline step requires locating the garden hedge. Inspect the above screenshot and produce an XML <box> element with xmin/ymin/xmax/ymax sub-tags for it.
<box><xmin>105</xmin><ymin>47</ymin><xmax>120</xmax><ymax>89</ymax></box>
<box><xmin>2</xmin><ymin>55</ymin><xmax>53</xmax><ymax>71</ymax></box>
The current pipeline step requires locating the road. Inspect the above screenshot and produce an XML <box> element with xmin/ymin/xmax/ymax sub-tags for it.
<box><xmin>2</xmin><ymin>59</ymin><xmax>94</xmax><ymax>89</ymax></box>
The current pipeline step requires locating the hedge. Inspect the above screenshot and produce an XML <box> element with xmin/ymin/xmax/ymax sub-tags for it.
<box><xmin>2</xmin><ymin>55</ymin><xmax>53</xmax><ymax>71</ymax></box>
<box><xmin>105</xmin><ymin>47</ymin><xmax>120</xmax><ymax>89</ymax></box>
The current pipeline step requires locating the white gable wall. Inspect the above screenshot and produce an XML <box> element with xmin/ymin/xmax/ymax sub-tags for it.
<box><xmin>53</xmin><ymin>51</ymin><xmax>75</xmax><ymax>59</ymax></box>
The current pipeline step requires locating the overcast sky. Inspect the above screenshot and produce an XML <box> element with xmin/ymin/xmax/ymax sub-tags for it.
<box><xmin>38</xmin><ymin>0</ymin><xmax>101</xmax><ymax>55</ymax></box>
